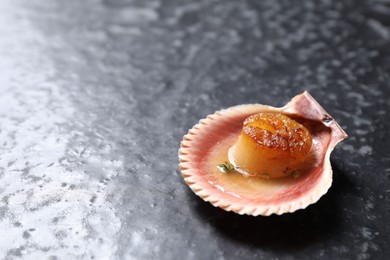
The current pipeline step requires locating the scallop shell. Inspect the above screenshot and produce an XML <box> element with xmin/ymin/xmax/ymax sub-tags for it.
<box><xmin>179</xmin><ymin>91</ymin><xmax>348</xmax><ymax>216</ymax></box>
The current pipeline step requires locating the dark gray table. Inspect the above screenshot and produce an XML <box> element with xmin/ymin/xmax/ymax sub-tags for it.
<box><xmin>0</xmin><ymin>0</ymin><xmax>389</xmax><ymax>259</ymax></box>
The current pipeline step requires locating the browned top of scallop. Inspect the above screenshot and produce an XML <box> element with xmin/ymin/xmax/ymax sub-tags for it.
<box><xmin>242</xmin><ymin>112</ymin><xmax>312</xmax><ymax>158</ymax></box>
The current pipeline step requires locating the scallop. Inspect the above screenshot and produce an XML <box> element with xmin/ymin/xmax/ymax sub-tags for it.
<box><xmin>179</xmin><ymin>91</ymin><xmax>348</xmax><ymax>216</ymax></box>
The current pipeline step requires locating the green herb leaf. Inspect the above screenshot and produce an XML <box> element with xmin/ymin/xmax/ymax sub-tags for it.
<box><xmin>292</xmin><ymin>170</ymin><xmax>301</xmax><ymax>179</ymax></box>
<box><xmin>218</xmin><ymin>162</ymin><xmax>235</xmax><ymax>173</ymax></box>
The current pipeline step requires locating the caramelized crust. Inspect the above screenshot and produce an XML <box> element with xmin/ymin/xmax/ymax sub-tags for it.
<box><xmin>243</xmin><ymin>113</ymin><xmax>312</xmax><ymax>159</ymax></box>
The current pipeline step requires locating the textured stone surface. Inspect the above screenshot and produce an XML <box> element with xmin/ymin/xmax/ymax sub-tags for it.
<box><xmin>0</xmin><ymin>0</ymin><xmax>389</xmax><ymax>259</ymax></box>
